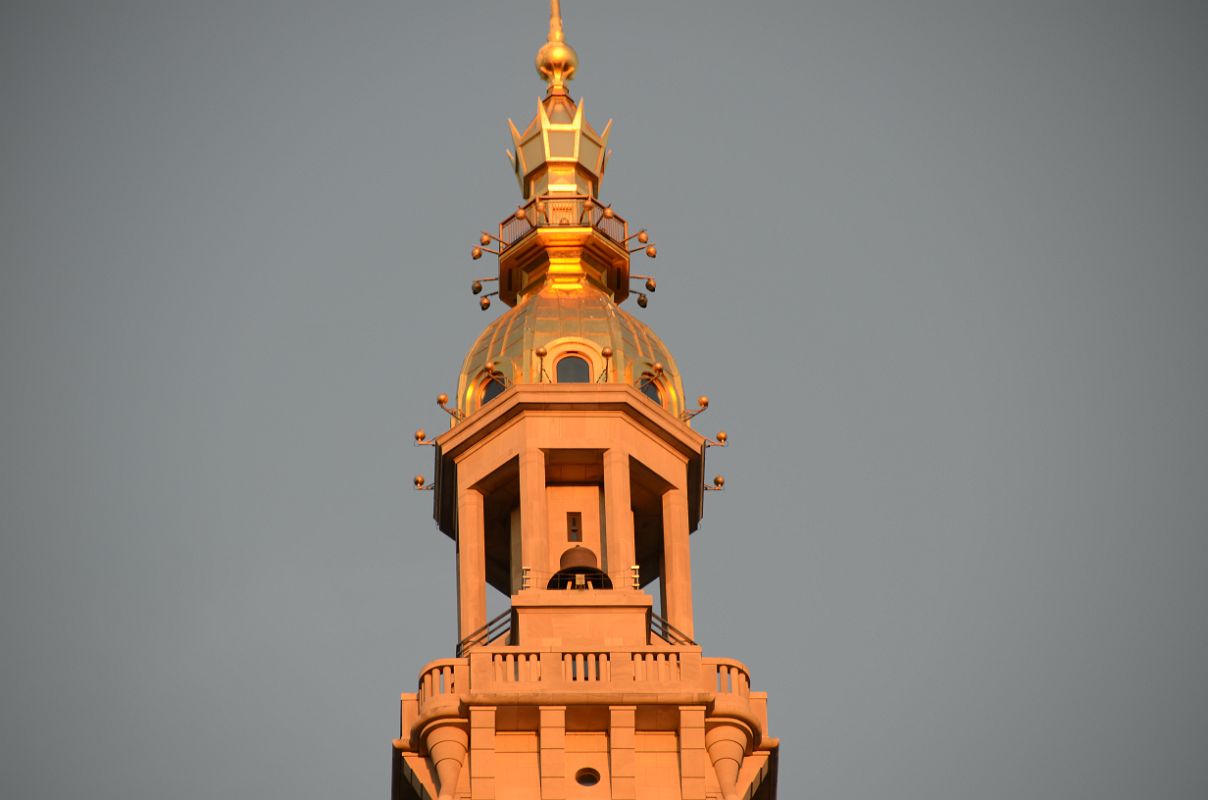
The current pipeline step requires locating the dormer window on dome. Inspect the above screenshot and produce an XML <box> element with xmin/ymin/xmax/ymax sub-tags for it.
<box><xmin>481</xmin><ymin>377</ymin><xmax>506</xmax><ymax>404</ymax></box>
<box><xmin>640</xmin><ymin>378</ymin><xmax>662</xmax><ymax>405</ymax></box>
<box><xmin>555</xmin><ymin>354</ymin><xmax>591</xmax><ymax>383</ymax></box>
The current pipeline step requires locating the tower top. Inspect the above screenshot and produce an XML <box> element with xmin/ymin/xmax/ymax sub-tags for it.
<box><xmin>395</xmin><ymin>7</ymin><xmax>778</xmax><ymax>798</ymax></box>
<box><xmin>508</xmin><ymin>1</ymin><xmax>610</xmax><ymax>201</ymax></box>
<box><xmin>535</xmin><ymin>0</ymin><xmax>578</xmax><ymax>95</ymax></box>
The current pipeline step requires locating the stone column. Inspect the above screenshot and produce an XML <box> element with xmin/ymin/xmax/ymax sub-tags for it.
<box><xmin>602</xmin><ymin>448</ymin><xmax>635</xmax><ymax>585</ymax></box>
<box><xmin>539</xmin><ymin>705</ymin><xmax>566</xmax><ymax>800</ymax></box>
<box><xmin>661</xmin><ymin>485</ymin><xmax>695</xmax><ymax>640</ymax></box>
<box><xmin>609</xmin><ymin>705</ymin><xmax>637</xmax><ymax>800</ymax></box>
<box><xmin>457</xmin><ymin>488</ymin><xmax>487</xmax><ymax>643</ymax></box>
<box><xmin>519</xmin><ymin>448</ymin><xmax>550</xmax><ymax>586</ymax></box>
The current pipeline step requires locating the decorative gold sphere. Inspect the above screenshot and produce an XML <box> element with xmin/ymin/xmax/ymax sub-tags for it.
<box><xmin>437</xmin><ymin>393</ymin><xmax>449</xmax><ymax>406</ymax></box>
<box><xmin>516</xmin><ymin>206</ymin><xmax>527</xmax><ymax>221</ymax></box>
<box><xmin>653</xmin><ymin>362</ymin><xmax>664</xmax><ymax>374</ymax></box>
<box><xmin>603</xmin><ymin>207</ymin><xmax>614</xmax><ymax>219</ymax></box>
<box><xmin>535</xmin><ymin>346</ymin><xmax>548</xmax><ymax>358</ymax></box>
<box><xmin>414</xmin><ymin>428</ymin><xmax>426</xmax><ymax>442</ymax></box>
<box><xmin>713</xmin><ymin>474</ymin><xmax>725</xmax><ymax>489</ymax></box>
<box><xmin>645</xmin><ymin>245</ymin><xmax>657</xmax><ymax>259</ymax></box>
<box><xmin>716</xmin><ymin>430</ymin><xmax>728</xmax><ymax>444</ymax></box>
<box><xmin>536</xmin><ymin>39</ymin><xmax>578</xmax><ymax>86</ymax></box>
<box><xmin>414</xmin><ymin>475</ymin><xmax>427</xmax><ymax>489</ymax></box>
<box><xmin>485</xmin><ymin>361</ymin><xmax>495</xmax><ymax>373</ymax></box>
<box><xmin>645</xmin><ymin>277</ymin><xmax>657</xmax><ymax>292</ymax></box>
<box><xmin>471</xmin><ymin>247</ymin><xmax>482</xmax><ymax>260</ymax></box>
<box><xmin>698</xmin><ymin>395</ymin><xmax>709</xmax><ymax>408</ymax></box>
<box><xmin>601</xmin><ymin>346</ymin><xmax>613</xmax><ymax>359</ymax></box>
<box><xmin>637</xmin><ymin>230</ymin><xmax>649</xmax><ymax>244</ymax></box>
<box><xmin>480</xmin><ymin>233</ymin><xmax>491</xmax><ymax>246</ymax></box>
<box><xmin>480</xmin><ymin>296</ymin><xmax>491</xmax><ymax>311</ymax></box>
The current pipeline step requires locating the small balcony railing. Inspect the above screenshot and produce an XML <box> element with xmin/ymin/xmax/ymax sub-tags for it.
<box><xmin>404</xmin><ymin>648</ymin><xmax>766</xmax><ymax>749</ymax></box>
<box><xmin>650</xmin><ymin>611</ymin><xmax>697</xmax><ymax>646</ymax></box>
<box><xmin>498</xmin><ymin>194</ymin><xmax>628</xmax><ymax>249</ymax></box>
<box><xmin>455</xmin><ymin>608</ymin><xmax>513</xmax><ymax>657</ymax></box>
<box><xmin>455</xmin><ymin>606</ymin><xmax>695</xmax><ymax>657</ymax></box>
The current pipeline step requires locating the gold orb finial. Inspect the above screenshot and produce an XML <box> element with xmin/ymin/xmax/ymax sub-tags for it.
<box><xmin>536</xmin><ymin>0</ymin><xmax>578</xmax><ymax>94</ymax></box>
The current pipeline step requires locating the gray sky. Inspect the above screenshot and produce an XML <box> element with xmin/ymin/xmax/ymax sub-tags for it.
<box><xmin>2</xmin><ymin>1</ymin><xmax>1207</xmax><ymax>798</ymax></box>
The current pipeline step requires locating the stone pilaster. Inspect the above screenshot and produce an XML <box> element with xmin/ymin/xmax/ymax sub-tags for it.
<box><xmin>679</xmin><ymin>705</ymin><xmax>708</xmax><ymax>800</ymax></box>
<box><xmin>539</xmin><ymin>705</ymin><xmax>566</xmax><ymax>800</ymax></box>
<box><xmin>609</xmin><ymin>705</ymin><xmax>637</xmax><ymax>800</ymax></box>
<box><xmin>469</xmin><ymin>706</ymin><xmax>496</xmax><ymax>800</ymax></box>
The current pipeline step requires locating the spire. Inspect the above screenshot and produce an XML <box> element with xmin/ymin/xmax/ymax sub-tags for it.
<box><xmin>508</xmin><ymin>0</ymin><xmax>610</xmax><ymax>200</ymax></box>
<box><xmin>549</xmin><ymin>0</ymin><xmax>565</xmax><ymax>41</ymax></box>
<box><xmin>535</xmin><ymin>0</ymin><xmax>578</xmax><ymax>94</ymax></box>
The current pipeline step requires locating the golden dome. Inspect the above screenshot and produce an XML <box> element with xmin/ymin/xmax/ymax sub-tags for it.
<box><xmin>456</xmin><ymin>279</ymin><xmax>684</xmax><ymax>418</ymax></box>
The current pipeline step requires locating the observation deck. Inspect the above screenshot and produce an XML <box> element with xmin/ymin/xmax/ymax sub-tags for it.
<box><xmin>399</xmin><ymin>646</ymin><xmax>772</xmax><ymax>755</ymax></box>
<box><xmin>487</xmin><ymin>193</ymin><xmax>639</xmax><ymax>306</ymax></box>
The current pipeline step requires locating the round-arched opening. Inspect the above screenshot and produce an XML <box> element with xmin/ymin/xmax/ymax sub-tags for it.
<box><xmin>481</xmin><ymin>378</ymin><xmax>505</xmax><ymax>404</ymax></box>
<box><xmin>575</xmin><ymin>768</ymin><xmax>601</xmax><ymax>787</ymax></box>
<box><xmin>640</xmin><ymin>378</ymin><xmax>662</xmax><ymax>405</ymax></box>
<box><xmin>556</xmin><ymin>354</ymin><xmax>591</xmax><ymax>383</ymax></box>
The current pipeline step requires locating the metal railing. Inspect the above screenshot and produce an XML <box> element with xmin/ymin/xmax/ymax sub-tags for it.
<box><xmin>455</xmin><ymin>608</ymin><xmax>513</xmax><ymax>657</ymax></box>
<box><xmin>649</xmin><ymin>611</ymin><xmax>697</xmax><ymax>646</ymax></box>
<box><xmin>455</xmin><ymin>606</ymin><xmax>695</xmax><ymax>655</ymax></box>
<box><xmin>498</xmin><ymin>194</ymin><xmax>628</xmax><ymax>249</ymax></box>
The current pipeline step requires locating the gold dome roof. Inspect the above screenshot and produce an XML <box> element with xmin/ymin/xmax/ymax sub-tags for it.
<box><xmin>456</xmin><ymin>279</ymin><xmax>684</xmax><ymax>418</ymax></box>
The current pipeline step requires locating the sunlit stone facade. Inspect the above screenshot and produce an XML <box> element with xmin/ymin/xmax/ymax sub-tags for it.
<box><xmin>392</xmin><ymin>5</ymin><xmax>778</xmax><ymax>799</ymax></box>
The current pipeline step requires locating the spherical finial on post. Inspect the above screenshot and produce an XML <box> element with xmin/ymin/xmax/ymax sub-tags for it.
<box><xmin>536</xmin><ymin>0</ymin><xmax>578</xmax><ymax>93</ymax></box>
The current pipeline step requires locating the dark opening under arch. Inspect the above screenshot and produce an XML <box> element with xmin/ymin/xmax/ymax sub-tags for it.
<box><xmin>556</xmin><ymin>355</ymin><xmax>591</xmax><ymax>383</ymax></box>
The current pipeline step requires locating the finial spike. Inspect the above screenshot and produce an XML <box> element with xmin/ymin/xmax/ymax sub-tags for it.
<box><xmin>550</xmin><ymin>0</ymin><xmax>565</xmax><ymax>42</ymax></box>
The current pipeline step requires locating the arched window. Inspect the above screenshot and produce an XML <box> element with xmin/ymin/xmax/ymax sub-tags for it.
<box><xmin>482</xmin><ymin>378</ymin><xmax>505</xmax><ymax>404</ymax></box>
<box><xmin>640</xmin><ymin>379</ymin><xmax>662</xmax><ymax>405</ymax></box>
<box><xmin>556</xmin><ymin>355</ymin><xmax>591</xmax><ymax>383</ymax></box>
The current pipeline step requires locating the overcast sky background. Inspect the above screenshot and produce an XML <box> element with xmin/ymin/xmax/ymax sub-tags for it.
<box><xmin>3</xmin><ymin>1</ymin><xmax>1207</xmax><ymax>798</ymax></box>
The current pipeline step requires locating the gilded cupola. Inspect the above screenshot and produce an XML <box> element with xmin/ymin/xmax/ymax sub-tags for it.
<box><xmin>455</xmin><ymin>0</ymin><xmax>681</xmax><ymax>419</ymax></box>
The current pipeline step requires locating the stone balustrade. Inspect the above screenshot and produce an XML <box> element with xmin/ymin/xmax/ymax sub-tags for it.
<box><xmin>402</xmin><ymin>646</ymin><xmax>767</xmax><ymax>751</ymax></box>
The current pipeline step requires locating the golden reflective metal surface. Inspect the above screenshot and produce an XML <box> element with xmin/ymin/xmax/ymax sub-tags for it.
<box><xmin>456</xmin><ymin>1</ymin><xmax>683</xmax><ymax>422</ymax></box>
<box><xmin>457</xmin><ymin>277</ymin><xmax>683</xmax><ymax>419</ymax></box>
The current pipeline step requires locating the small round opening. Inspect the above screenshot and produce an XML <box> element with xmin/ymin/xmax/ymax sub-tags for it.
<box><xmin>575</xmin><ymin>767</ymin><xmax>600</xmax><ymax>787</ymax></box>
